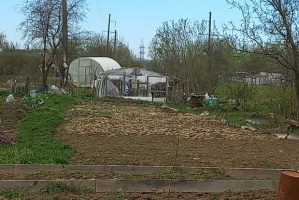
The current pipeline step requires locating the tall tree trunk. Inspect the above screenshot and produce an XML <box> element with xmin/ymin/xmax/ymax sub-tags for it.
<box><xmin>294</xmin><ymin>72</ymin><xmax>299</xmax><ymax>118</ymax></box>
<box><xmin>41</xmin><ymin>35</ymin><xmax>47</xmax><ymax>92</ymax></box>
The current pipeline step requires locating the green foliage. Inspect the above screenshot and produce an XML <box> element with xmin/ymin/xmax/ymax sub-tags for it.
<box><xmin>0</xmin><ymin>50</ymin><xmax>41</xmax><ymax>76</ymax></box>
<box><xmin>24</xmin><ymin>93</ymin><xmax>49</xmax><ymax>108</ymax></box>
<box><xmin>171</xmin><ymin>167</ymin><xmax>189</xmax><ymax>178</ymax></box>
<box><xmin>0</xmin><ymin>189</ymin><xmax>26</xmax><ymax>198</ymax></box>
<box><xmin>0</xmin><ymin>94</ymin><xmax>75</xmax><ymax>164</ymax></box>
<box><xmin>108</xmin><ymin>191</ymin><xmax>128</xmax><ymax>200</ymax></box>
<box><xmin>217</xmin><ymin>83</ymin><xmax>256</xmax><ymax>111</ymax></box>
<box><xmin>214</xmin><ymin>83</ymin><xmax>299</xmax><ymax>126</ymax></box>
<box><xmin>42</xmin><ymin>182</ymin><xmax>64</xmax><ymax>193</ymax></box>
<box><xmin>0</xmin><ymin>90</ymin><xmax>10</xmax><ymax>97</ymax></box>
<box><xmin>42</xmin><ymin>182</ymin><xmax>83</xmax><ymax>195</ymax></box>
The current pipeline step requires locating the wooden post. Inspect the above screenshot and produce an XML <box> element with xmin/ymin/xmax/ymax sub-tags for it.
<box><xmin>137</xmin><ymin>80</ymin><xmax>139</xmax><ymax>96</ymax></box>
<box><xmin>146</xmin><ymin>76</ymin><xmax>149</xmax><ymax>97</ymax></box>
<box><xmin>166</xmin><ymin>76</ymin><xmax>169</xmax><ymax>103</ymax></box>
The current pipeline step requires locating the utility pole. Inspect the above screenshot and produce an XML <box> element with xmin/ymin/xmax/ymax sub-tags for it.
<box><xmin>208</xmin><ymin>11</ymin><xmax>212</xmax><ymax>58</ymax></box>
<box><xmin>62</xmin><ymin>0</ymin><xmax>68</xmax><ymax>64</ymax></box>
<box><xmin>208</xmin><ymin>12</ymin><xmax>212</xmax><ymax>70</ymax></box>
<box><xmin>114</xmin><ymin>30</ymin><xmax>117</xmax><ymax>59</ymax></box>
<box><xmin>106</xmin><ymin>14</ymin><xmax>111</xmax><ymax>57</ymax></box>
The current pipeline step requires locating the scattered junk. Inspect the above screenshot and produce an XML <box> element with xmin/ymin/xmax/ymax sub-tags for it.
<box><xmin>95</xmin><ymin>73</ymin><xmax>120</xmax><ymax>98</ymax></box>
<box><xmin>204</xmin><ymin>92</ymin><xmax>209</xmax><ymax>102</ymax></box>
<box><xmin>161</xmin><ymin>105</ymin><xmax>178</xmax><ymax>112</ymax></box>
<box><xmin>47</xmin><ymin>85</ymin><xmax>67</xmax><ymax>95</ymax></box>
<box><xmin>208</xmin><ymin>96</ymin><xmax>218</xmax><ymax>107</ymax></box>
<box><xmin>187</xmin><ymin>92</ymin><xmax>218</xmax><ymax>108</ymax></box>
<box><xmin>285</xmin><ymin>119</ymin><xmax>299</xmax><ymax>139</ymax></box>
<box><xmin>241</xmin><ymin>124</ymin><xmax>259</xmax><ymax>131</ymax></box>
<box><xmin>245</xmin><ymin>118</ymin><xmax>271</xmax><ymax>125</ymax></box>
<box><xmin>5</xmin><ymin>94</ymin><xmax>14</xmax><ymax>102</ymax></box>
<box><xmin>220</xmin><ymin>118</ymin><xmax>228</xmax><ymax>125</ymax></box>
<box><xmin>30</xmin><ymin>90</ymin><xmax>37</xmax><ymax>97</ymax></box>
<box><xmin>0</xmin><ymin>132</ymin><xmax>16</xmax><ymax>145</ymax></box>
<box><xmin>200</xmin><ymin>110</ymin><xmax>210</xmax><ymax>116</ymax></box>
<box><xmin>188</xmin><ymin>94</ymin><xmax>205</xmax><ymax>108</ymax></box>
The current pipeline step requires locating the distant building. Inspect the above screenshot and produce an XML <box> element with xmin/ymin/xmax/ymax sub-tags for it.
<box><xmin>232</xmin><ymin>71</ymin><xmax>284</xmax><ymax>86</ymax></box>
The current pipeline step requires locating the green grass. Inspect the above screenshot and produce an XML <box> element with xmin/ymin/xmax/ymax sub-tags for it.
<box><xmin>41</xmin><ymin>182</ymin><xmax>84</xmax><ymax>195</ymax></box>
<box><xmin>0</xmin><ymin>94</ymin><xmax>75</xmax><ymax>164</ymax></box>
<box><xmin>0</xmin><ymin>90</ymin><xmax>10</xmax><ymax>97</ymax></box>
<box><xmin>0</xmin><ymin>189</ymin><xmax>26</xmax><ymax>198</ymax></box>
<box><xmin>108</xmin><ymin>191</ymin><xmax>128</xmax><ymax>200</ymax></box>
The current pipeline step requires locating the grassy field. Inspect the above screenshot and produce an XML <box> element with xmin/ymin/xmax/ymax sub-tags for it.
<box><xmin>0</xmin><ymin>94</ymin><xmax>75</xmax><ymax>164</ymax></box>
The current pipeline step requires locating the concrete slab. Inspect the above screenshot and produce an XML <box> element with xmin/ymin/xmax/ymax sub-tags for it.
<box><xmin>223</xmin><ymin>168</ymin><xmax>284</xmax><ymax>179</ymax></box>
<box><xmin>0</xmin><ymin>164</ymin><xmax>222</xmax><ymax>174</ymax></box>
<box><xmin>95</xmin><ymin>180</ymin><xmax>279</xmax><ymax>193</ymax></box>
<box><xmin>0</xmin><ymin>180</ymin><xmax>96</xmax><ymax>192</ymax></box>
<box><xmin>0</xmin><ymin>179</ymin><xmax>278</xmax><ymax>193</ymax></box>
<box><xmin>0</xmin><ymin>164</ymin><xmax>287</xmax><ymax>180</ymax></box>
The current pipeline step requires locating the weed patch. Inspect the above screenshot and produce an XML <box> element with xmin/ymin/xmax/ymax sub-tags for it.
<box><xmin>0</xmin><ymin>94</ymin><xmax>75</xmax><ymax>164</ymax></box>
<box><xmin>41</xmin><ymin>182</ymin><xmax>84</xmax><ymax>195</ymax></box>
<box><xmin>0</xmin><ymin>189</ymin><xmax>26</xmax><ymax>198</ymax></box>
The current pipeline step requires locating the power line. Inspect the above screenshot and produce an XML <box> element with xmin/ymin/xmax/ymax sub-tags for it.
<box><xmin>95</xmin><ymin>0</ymin><xmax>105</xmax><ymax>29</ymax></box>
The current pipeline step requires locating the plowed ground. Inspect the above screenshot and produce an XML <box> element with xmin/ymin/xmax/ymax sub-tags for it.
<box><xmin>56</xmin><ymin>101</ymin><xmax>299</xmax><ymax>169</ymax></box>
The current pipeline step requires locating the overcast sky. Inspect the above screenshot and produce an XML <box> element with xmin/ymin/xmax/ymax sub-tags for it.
<box><xmin>0</xmin><ymin>0</ymin><xmax>243</xmax><ymax>59</ymax></box>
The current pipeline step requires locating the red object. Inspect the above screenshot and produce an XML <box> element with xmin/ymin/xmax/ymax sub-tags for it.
<box><xmin>63</xmin><ymin>55</ymin><xmax>66</xmax><ymax>62</ymax></box>
<box><xmin>276</xmin><ymin>171</ymin><xmax>299</xmax><ymax>200</ymax></box>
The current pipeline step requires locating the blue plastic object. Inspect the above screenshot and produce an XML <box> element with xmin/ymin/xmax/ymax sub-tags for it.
<box><xmin>208</xmin><ymin>97</ymin><xmax>218</xmax><ymax>107</ymax></box>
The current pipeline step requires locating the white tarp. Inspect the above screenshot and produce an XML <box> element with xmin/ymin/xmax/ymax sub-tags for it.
<box><xmin>104</xmin><ymin>68</ymin><xmax>168</xmax><ymax>86</ymax></box>
<box><xmin>95</xmin><ymin>74</ymin><xmax>119</xmax><ymax>97</ymax></box>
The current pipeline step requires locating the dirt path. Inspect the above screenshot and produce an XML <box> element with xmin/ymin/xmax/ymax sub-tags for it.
<box><xmin>0</xmin><ymin>97</ymin><xmax>30</xmax><ymax>144</ymax></box>
<box><xmin>57</xmin><ymin>101</ymin><xmax>299</xmax><ymax>168</ymax></box>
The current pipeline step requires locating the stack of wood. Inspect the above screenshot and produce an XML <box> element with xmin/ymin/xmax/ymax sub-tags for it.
<box><xmin>284</xmin><ymin>119</ymin><xmax>299</xmax><ymax>139</ymax></box>
<box><xmin>285</xmin><ymin>119</ymin><xmax>299</xmax><ymax>130</ymax></box>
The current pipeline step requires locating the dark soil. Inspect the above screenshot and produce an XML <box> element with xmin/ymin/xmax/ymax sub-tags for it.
<box><xmin>0</xmin><ymin>97</ymin><xmax>30</xmax><ymax>145</ymax></box>
<box><xmin>0</xmin><ymin>169</ymin><xmax>229</xmax><ymax>180</ymax></box>
<box><xmin>13</xmin><ymin>190</ymin><xmax>277</xmax><ymax>200</ymax></box>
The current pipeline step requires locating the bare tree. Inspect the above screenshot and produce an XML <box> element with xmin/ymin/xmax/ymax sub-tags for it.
<box><xmin>0</xmin><ymin>32</ymin><xmax>9</xmax><ymax>50</ymax></box>
<box><xmin>69</xmin><ymin>32</ymin><xmax>141</xmax><ymax>67</ymax></box>
<box><xmin>149</xmin><ymin>19</ymin><xmax>231</xmax><ymax>96</ymax></box>
<box><xmin>223</xmin><ymin>0</ymin><xmax>299</xmax><ymax>114</ymax></box>
<box><xmin>20</xmin><ymin>0</ymin><xmax>87</xmax><ymax>90</ymax></box>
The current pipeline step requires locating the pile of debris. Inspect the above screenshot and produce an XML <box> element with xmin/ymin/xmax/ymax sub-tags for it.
<box><xmin>0</xmin><ymin>132</ymin><xmax>17</xmax><ymax>145</ymax></box>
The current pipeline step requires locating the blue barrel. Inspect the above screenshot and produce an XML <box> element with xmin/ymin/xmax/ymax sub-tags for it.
<box><xmin>208</xmin><ymin>97</ymin><xmax>218</xmax><ymax>107</ymax></box>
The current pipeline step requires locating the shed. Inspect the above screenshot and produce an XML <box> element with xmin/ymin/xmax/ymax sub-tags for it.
<box><xmin>101</xmin><ymin>67</ymin><xmax>169</xmax><ymax>102</ymax></box>
<box><xmin>69</xmin><ymin>57</ymin><xmax>121</xmax><ymax>87</ymax></box>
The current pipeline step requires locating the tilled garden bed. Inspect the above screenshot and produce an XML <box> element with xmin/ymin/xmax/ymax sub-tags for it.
<box><xmin>56</xmin><ymin>101</ymin><xmax>299</xmax><ymax>169</ymax></box>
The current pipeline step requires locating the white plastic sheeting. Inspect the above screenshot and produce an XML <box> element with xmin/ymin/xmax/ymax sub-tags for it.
<box><xmin>69</xmin><ymin>57</ymin><xmax>121</xmax><ymax>87</ymax></box>
<box><xmin>104</xmin><ymin>68</ymin><xmax>168</xmax><ymax>86</ymax></box>
<box><xmin>95</xmin><ymin>74</ymin><xmax>119</xmax><ymax>97</ymax></box>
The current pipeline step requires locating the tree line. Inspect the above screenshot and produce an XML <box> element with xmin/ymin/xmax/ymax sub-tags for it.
<box><xmin>1</xmin><ymin>0</ymin><xmax>299</xmax><ymax>115</ymax></box>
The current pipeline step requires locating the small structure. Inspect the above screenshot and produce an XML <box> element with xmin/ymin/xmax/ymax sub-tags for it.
<box><xmin>102</xmin><ymin>67</ymin><xmax>169</xmax><ymax>102</ymax></box>
<box><xmin>231</xmin><ymin>71</ymin><xmax>284</xmax><ymax>86</ymax></box>
<box><xmin>69</xmin><ymin>57</ymin><xmax>121</xmax><ymax>87</ymax></box>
